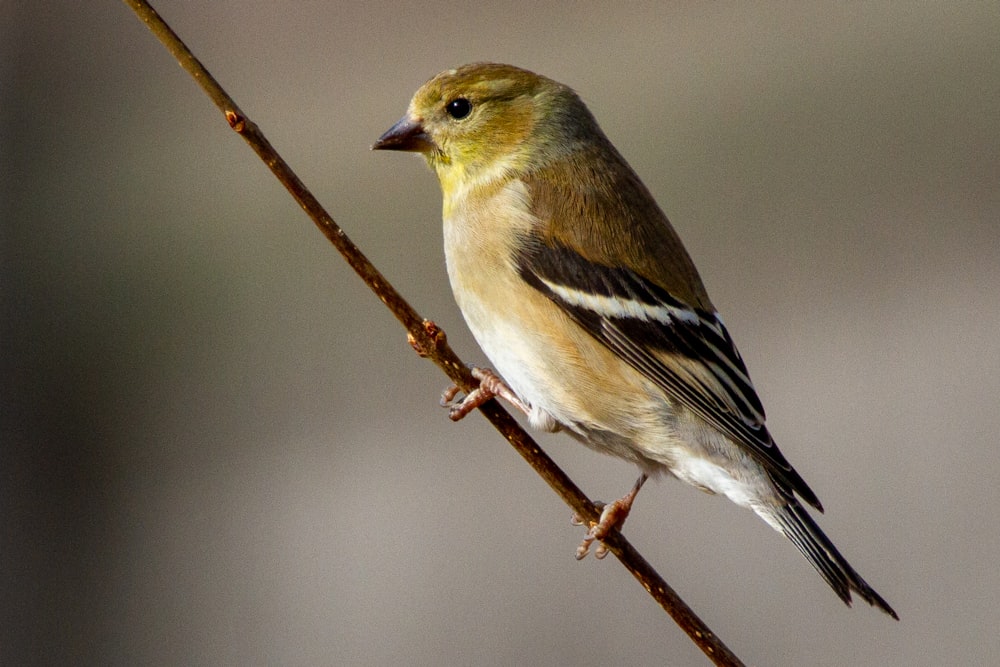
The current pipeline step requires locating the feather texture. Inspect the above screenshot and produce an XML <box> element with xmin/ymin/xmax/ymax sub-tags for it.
<box><xmin>515</xmin><ymin>239</ymin><xmax>823</xmax><ymax>512</ymax></box>
<box><xmin>374</xmin><ymin>62</ymin><xmax>896</xmax><ymax>618</ymax></box>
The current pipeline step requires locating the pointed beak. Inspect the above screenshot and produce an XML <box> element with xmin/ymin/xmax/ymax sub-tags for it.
<box><xmin>372</xmin><ymin>116</ymin><xmax>435</xmax><ymax>153</ymax></box>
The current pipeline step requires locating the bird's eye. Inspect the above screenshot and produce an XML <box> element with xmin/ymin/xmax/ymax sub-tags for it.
<box><xmin>445</xmin><ymin>98</ymin><xmax>472</xmax><ymax>120</ymax></box>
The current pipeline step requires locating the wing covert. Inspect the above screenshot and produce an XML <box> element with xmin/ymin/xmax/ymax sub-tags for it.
<box><xmin>516</xmin><ymin>240</ymin><xmax>822</xmax><ymax>510</ymax></box>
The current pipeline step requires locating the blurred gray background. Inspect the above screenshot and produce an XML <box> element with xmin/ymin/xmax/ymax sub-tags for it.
<box><xmin>4</xmin><ymin>2</ymin><xmax>999</xmax><ymax>665</ymax></box>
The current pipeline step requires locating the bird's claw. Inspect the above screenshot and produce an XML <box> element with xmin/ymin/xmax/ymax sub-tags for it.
<box><xmin>572</xmin><ymin>501</ymin><xmax>617</xmax><ymax>560</ymax></box>
<box><xmin>440</xmin><ymin>367</ymin><xmax>530</xmax><ymax>421</ymax></box>
<box><xmin>572</xmin><ymin>474</ymin><xmax>648</xmax><ymax>561</ymax></box>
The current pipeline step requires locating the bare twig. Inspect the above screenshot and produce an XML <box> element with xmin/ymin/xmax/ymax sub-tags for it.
<box><xmin>121</xmin><ymin>2</ymin><xmax>746</xmax><ymax>665</ymax></box>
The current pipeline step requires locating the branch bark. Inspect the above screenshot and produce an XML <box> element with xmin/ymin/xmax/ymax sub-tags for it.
<box><xmin>121</xmin><ymin>2</ymin><xmax>746</xmax><ymax>665</ymax></box>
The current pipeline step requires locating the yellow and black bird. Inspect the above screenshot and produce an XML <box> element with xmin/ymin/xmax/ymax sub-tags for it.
<box><xmin>374</xmin><ymin>62</ymin><xmax>897</xmax><ymax>618</ymax></box>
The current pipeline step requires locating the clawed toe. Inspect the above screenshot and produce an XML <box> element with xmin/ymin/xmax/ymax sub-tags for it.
<box><xmin>440</xmin><ymin>382</ymin><xmax>481</xmax><ymax>420</ymax></box>
<box><xmin>572</xmin><ymin>474</ymin><xmax>648</xmax><ymax>560</ymax></box>
<box><xmin>439</xmin><ymin>366</ymin><xmax>531</xmax><ymax>421</ymax></box>
<box><xmin>440</xmin><ymin>384</ymin><xmax>462</xmax><ymax>406</ymax></box>
<box><xmin>574</xmin><ymin>501</ymin><xmax>615</xmax><ymax>560</ymax></box>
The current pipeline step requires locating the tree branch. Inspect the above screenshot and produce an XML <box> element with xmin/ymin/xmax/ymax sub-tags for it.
<box><xmin>121</xmin><ymin>2</ymin><xmax>746</xmax><ymax>665</ymax></box>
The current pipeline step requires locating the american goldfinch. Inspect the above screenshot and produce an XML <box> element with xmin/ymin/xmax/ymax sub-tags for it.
<box><xmin>374</xmin><ymin>62</ymin><xmax>897</xmax><ymax>618</ymax></box>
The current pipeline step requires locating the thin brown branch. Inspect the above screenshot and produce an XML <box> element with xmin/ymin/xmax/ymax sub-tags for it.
<box><xmin>121</xmin><ymin>2</ymin><xmax>746</xmax><ymax>665</ymax></box>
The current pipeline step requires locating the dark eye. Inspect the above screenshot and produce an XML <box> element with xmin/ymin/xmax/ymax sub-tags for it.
<box><xmin>445</xmin><ymin>98</ymin><xmax>472</xmax><ymax>119</ymax></box>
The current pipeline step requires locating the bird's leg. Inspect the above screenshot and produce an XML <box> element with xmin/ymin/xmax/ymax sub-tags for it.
<box><xmin>407</xmin><ymin>321</ymin><xmax>529</xmax><ymax>419</ymax></box>
<box><xmin>573</xmin><ymin>473</ymin><xmax>649</xmax><ymax>560</ymax></box>
<box><xmin>441</xmin><ymin>367</ymin><xmax>531</xmax><ymax>421</ymax></box>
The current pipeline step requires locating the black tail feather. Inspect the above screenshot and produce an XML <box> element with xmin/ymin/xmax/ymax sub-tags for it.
<box><xmin>773</xmin><ymin>501</ymin><xmax>898</xmax><ymax>620</ymax></box>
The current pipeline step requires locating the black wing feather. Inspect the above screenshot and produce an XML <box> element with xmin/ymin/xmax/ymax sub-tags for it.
<box><xmin>517</xmin><ymin>241</ymin><xmax>822</xmax><ymax>511</ymax></box>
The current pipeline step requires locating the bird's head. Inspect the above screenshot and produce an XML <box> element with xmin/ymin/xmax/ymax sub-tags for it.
<box><xmin>373</xmin><ymin>63</ymin><xmax>596</xmax><ymax>194</ymax></box>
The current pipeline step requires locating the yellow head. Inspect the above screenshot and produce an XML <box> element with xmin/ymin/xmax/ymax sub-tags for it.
<box><xmin>373</xmin><ymin>63</ymin><xmax>602</xmax><ymax>195</ymax></box>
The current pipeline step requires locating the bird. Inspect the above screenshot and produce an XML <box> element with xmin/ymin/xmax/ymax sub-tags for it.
<box><xmin>373</xmin><ymin>62</ymin><xmax>897</xmax><ymax>618</ymax></box>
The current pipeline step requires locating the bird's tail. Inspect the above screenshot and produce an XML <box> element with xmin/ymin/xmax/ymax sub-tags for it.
<box><xmin>764</xmin><ymin>501</ymin><xmax>898</xmax><ymax>619</ymax></box>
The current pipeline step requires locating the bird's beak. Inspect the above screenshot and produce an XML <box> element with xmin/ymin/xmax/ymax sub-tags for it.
<box><xmin>372</xmin><ymin>116</ymin><xmax>435</xmax><ymax>153</ymax></box>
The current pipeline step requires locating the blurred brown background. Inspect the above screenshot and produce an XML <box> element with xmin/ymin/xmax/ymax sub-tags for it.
<box><xmin>4</xmin><ymin>2</ymin><xmax>999</xmax><ymax>665</ymax></box>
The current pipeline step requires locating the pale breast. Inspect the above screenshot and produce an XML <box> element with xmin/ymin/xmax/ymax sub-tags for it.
<box><xmin>442</xmin><ymin>179</ymin><xmax>664</xmax><ymax>439</ymax></box>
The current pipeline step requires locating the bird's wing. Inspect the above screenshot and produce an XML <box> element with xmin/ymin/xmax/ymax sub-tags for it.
<box><xmin>516</xmin><ymin>240</ymin><xmax>822</xmax><ymax>511</ymax></box>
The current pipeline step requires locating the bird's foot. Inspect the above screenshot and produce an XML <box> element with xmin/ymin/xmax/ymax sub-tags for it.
<box><xmin>441</xmin><ymin>366</ymin><xmax>530</xmax><ymax>421</ymax></box>
<box><xmin>572</xmin><ymin>474</ymin><xmax>649</xmax><ymax>560</ymax></box>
